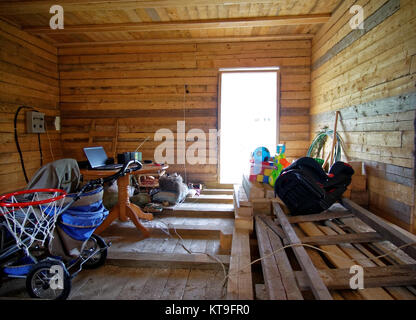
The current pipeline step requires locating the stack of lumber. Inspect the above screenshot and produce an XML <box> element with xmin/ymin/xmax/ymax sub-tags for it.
<box><xmin>233</xmin><ymin>184</ymin><xmax>253</xmax><ymax>231</ymax></box>
<box><xmin>241</xmin><ymin>174</ymin><xmax>282</xmax><ymax>215</ymax></box>
<box><xmin>343</xmin><ymin>161</ymin><xmax>369</xmax><ymax>208</ymax></box>
<box><xmin>254</xmin><ymin>200</ymin><xmax>416</xmax><ymax>300</ymax></box>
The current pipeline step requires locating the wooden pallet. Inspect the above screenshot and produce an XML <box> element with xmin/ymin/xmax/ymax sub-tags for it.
<box><xmin>254</xmin><ymin>199</ymin><xmax>416</xmax><ymax>300</ymax></box>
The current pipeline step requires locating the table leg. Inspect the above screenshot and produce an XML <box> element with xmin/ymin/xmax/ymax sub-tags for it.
<box><xmin>117</xmin><ymin>174</ymin><xmax>129</xmax><ymax>222</ymax></box>
<box><xmin>95</xmin><ymin>172</ymin><xmax>155</xmax><ymax>237</ymax></box>
<box><xmin>94</xmin><ymin>205</ymin><xmax>119</xmax><ymax>235</ymax></box>
<box><xmin>128</xmin><ymin>202</ymin><xmax>154</xmax><ymax>221</ymax></box>
<box><xmin>126</xmin><ymin>203</ymin><xmax>153</xmax><ymax>238</ymax></box>
<box><xmin>127</xmin><ymin>210</ymin><xmax>150</xmax><ymax>238</ymax></box>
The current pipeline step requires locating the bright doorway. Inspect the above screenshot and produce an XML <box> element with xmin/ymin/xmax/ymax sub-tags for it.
<box><xmin>218</xmin><ymin>68</ymin><xmax>280</xmax><ymax>184</ymax></box>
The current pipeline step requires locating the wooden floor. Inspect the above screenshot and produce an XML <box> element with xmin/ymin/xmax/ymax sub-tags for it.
<box><xmin>0</xmin><ymin>188</ymin><xmax>236</xmax><ymax>300</ymax></box>
<box><xmin>3</xmin><ymin>184</ymin><xmax>414</xmax><ymax>300</ymax></box>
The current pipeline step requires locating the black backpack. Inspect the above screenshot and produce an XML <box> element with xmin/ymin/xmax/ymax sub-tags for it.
<box><xmin>274</xmin><ymin>157</ymin><xmax>354</xmax><ymax>215</ymax></box>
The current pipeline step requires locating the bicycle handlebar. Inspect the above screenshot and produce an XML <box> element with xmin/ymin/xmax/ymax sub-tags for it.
<box><xmin>78</xmin><ymin>160</ymin><xmax>143</xmax><ymax>195</ymax></box>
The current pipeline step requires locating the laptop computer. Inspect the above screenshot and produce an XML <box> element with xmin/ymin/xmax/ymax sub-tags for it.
<box><xmin>83</xmin><ymin>146</ymin><xmax>123</xmax><ymax>170</ymax></box>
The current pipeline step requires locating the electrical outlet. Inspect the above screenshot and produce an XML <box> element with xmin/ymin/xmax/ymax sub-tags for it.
<box><xmin>54</xmin><ymin>116</ymin><xmax>61</xmax><ymax>131</ymax></box>
<box><xmin>26</xmin><ymin>111</ymin><xmax>45</xmax><ymax>133</ymax></box>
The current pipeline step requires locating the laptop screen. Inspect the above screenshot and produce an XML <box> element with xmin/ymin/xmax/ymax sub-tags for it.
<box><xmin>83</xmin><ymin>146</ymin><xmax>108</xmax><ymax>168</ymax></box>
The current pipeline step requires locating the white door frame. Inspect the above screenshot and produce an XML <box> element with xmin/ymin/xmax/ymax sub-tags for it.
<box><xmin>217</xmin><ymin>67</ymin><xmax>281</xmax><ymax>184</ymax></box>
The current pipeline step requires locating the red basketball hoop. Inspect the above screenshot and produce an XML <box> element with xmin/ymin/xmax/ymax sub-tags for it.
<box><xmin>0</xmin><ymin>188</ymin><xmax>67</xmax><ymax>254</ymax></box>
<box><xmin>0</xmin><ymin>188</ymin><xmax>67</xmax><ymax>210</ymax></box>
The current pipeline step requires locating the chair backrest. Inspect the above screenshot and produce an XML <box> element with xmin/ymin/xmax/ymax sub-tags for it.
<box><xmin>26</xmin><ymin>158</ymin><xmax>81</xmax><ymax>193</ymax></box>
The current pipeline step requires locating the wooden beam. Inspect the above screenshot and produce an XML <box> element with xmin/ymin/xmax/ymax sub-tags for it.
<box><xmin>258</xmin><ymin>215</ymin><xmax>286</xmax><ymax>240</ymax></box>
<box><xmin>255</xmin><ymin>217</ymin><xmax>287</xmax><ymax>300</ymax></box>
<box><xmin>310</xmin><ymin>92</ymin><xmax>416</xmax><ymax>119</ymax></box>
<box><xmin>107</xmin><ymin>251</ymin><xmax>230</xmax><ymax>270</ymax></box>
<box><xmin>299</xmin><ymin>232</ymin><xmax>382</xmax><ymax>246</ymax></box>
<box><xmin>227</xmin><ymin>227</ymin><xmax>253</xmax><ymax>300</ymax></box>
<box><xmin>255</xmin><ymin>216</ymin><xmax>303</xmax><ymax>300</ymax></box>
<box><xmin>25</xmin><ymin>14</ymin><xmax>331</xmax><ymax>34</ymax></box>
<box><xmin>286</xmin><ymin>210</ymin><xmax>354</xmax><ymax>224</ymax></box>
<box><xmin>295</xmin><ymin>264</ymin><xmax>416</xmax><ymax>290</ymax></box>
<box><xmin>273</xmin><ymin>202</ymin><xmax>333</xmax><ymax>300</ymax></box>
<box><xmin>148</xmin><ymin>224</ymin><xmax>233</xmax><ymax>238</ymax></box>
<box><xmin>0</xmin><ymin>1</ymin><xmax>323</xmax><ymax>14</ymax></box>
<box><xmin>341</xmin><ymin>198</ymin><xmax>416</xmax><ymax>260</ymax></box>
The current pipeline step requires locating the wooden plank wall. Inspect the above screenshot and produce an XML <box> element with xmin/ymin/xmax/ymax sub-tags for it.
<box><xmin>310</xmin><ymin>0</ymin><xmax>416</xmax><ymax>232</ymax></box>
<box><xmin>58</xmin><ymin>40</ymin><xmax>311</xmax><ymax>185</ymax></box>
<box><xmin>0</xmin><ymin>20</ymin><xmax>61</xmax><ymax>194</ymax></box>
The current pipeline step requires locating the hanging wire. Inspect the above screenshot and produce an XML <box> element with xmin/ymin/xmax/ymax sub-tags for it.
<box><xmin>307</xmin><ymin>127</ymin><xmax>346</xmax><ymax>165</ymax></box>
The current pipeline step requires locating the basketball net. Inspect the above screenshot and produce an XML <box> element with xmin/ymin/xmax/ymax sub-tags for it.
<box><xmin>0</xmin><ymin>189</ymin><xmax>66</xmax><ymax>256</ymax></box>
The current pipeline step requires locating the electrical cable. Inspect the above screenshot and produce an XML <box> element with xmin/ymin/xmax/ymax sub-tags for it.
<box><xmin>44</xmin><ymin>121</ymin><xmax>54</xmax><ymax>161</ymax></box>
<box><xmin>182</xmin><ymin>84</ymin><xmax>188</xmax><ymax>184</ymax></box>
<box><xmin>37</xmin><ymin>130</ymin><xmax>43</xmax><ymax>166</ymax></box>
<box><xmin>14</xmin><ymin>106</ymin><xmax>43</xmax><ymax>183</ymax></box>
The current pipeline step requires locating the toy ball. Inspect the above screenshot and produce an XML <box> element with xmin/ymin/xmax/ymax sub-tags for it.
<box><xmin>252</xmin><ymin>147</ymin><xmax>270</xmax><ymax>163</ymax></box>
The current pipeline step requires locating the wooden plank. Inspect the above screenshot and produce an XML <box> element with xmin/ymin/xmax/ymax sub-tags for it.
<box><xmin>259</xmin><ymin>215</ymin><xmax>286</xmax><ymax>240</ymax></box>
<box><xmin>182</xmin><ymin>268</ymin><xmax>214</xmax><ymax>300</ymax></box>
<box><xmin>286</xmin><ymin>210</ymin><xmax>354</xmax><ymax>224</ymax></box>
<box><xmin>69</xmin><ymin>265</ymin><xmax>133</xmax><ymax>299</ymax></box>
<box><xmin>298</xmin><ymin>221</ymin><xmax>394</xmax><ymax>300</ymax></box>
<box><xmin>341</xmin><ymin>198</ymin><xmax>416</xmax><ymax>260</ymax></box>
<box><xmin>26</xmin><ymin>14</ymin><xmax>331</xmax><ymax>34</ymax></box>
<box><xmin>148</xmin><ymin>223</ymin><xmax>232</xmax><ymax>237</ymax></box>
<box><xmin>312</xmin><ymin>0</ymin><xmax>400</xmax><ymax>70</ymax></box>
<box><xmin>158</xmin><ymin>268</ymin><xmax>190</xmax><ymax>300</ymax></box>
<box><xmin>233</xmin><ymin>184</ymin><xmax>252</xmax><ymax>207</ymax></box>
<box><xmin>55</xmin><ymin>34</ymin><xmax>315</xmax><ymax>47</ymax></box>
<box><xmin>0</xmin><ymin>19</ymin><xmax>57</xmax><ymax>55</ymax></box>
<box><xmin>106</xmin><ymin>251</ymin><xmax>229</xmax><ymax>270</ymax></box>
<box><xmin>255</xmin><ymin>216</ymin><xmax>303</xmax><ymax>300</ymax></box>
<box><xmin>273</xmin><ymin>202</ymin><xmax>333</xmax><ymax>300</ymax></box>
<box><xmin>311</xmin><ymin>91</ymin><xmax>416</xmax><ymax>120</ymax></box>
<box><xmin>161</xmin><ymin>203</ymin><xmax>235</xmax><ymax>218</ymax></box>
<box><xmin>324</xmin><ymin>220</ymin><xmax>416</xmax><ymax>300</ymax></box>
<box><xmin>242</xmin><ymin>174</ymin><xmax>264</xmax><ymax>200</ymax></box>
<box><xmin>299</xmin><ymin>232</ymin><xmax>382</xmax><ymax>246</ymax></box>
<box><xmin>341</xmin><ymin>217</ymin><xmax>416</xmax><ymax>265</ymax></box>
<box><xmin>201</xmin><ymin>188</ymin><xmax>234</xmax><ymax>195</ymax></box>
<box><xmin>295</xmin><ymin>264</ymin><xmax>416</xmax><ymax>290</ymax></box>
<box><xmin>138</xmin><ymin>268</ymin><xmax>171</xmax><ymax>300</ymax></box>
<box><xmin>0</xmin><ymin>0</ymin><xmax>289</xmax><ymax>14</ymax></box>
<box><xmin>255</xmin><ymin>216</ymin><xmax>287</xmax><ymax>300</ymax></box>
<box><xmin>226</xmin><ymin>227</ymin><xmax>253</xmax><ymax>300</ymax></box>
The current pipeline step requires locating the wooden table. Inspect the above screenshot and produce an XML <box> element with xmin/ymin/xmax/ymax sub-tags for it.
<box><xmin>81</xmin><ymin>164</ymin><xmax>168</xmax><ymax>237</ymax></box>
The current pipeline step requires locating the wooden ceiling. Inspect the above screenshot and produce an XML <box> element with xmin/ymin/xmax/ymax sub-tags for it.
<box><xmin>0</xmin><ymin>1</ymin><xmax>342</xmax><ymax>47</ymax></box>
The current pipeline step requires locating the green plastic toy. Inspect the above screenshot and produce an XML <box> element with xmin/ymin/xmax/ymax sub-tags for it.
<box><xmin>269</xmin><ymin>144</ymin><xmax>291</xmax><ymax>187</ymax></box>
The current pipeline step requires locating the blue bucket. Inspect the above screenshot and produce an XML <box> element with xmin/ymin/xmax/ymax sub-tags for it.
<box><xmin>58</xmin><ymin>187</ymin><xmax>109</xmax><ymax>241</ymax></box>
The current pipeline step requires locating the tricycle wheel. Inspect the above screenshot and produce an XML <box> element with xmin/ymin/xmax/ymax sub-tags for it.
<box><xmin>26</xmin><ymin>259</ymin><xmax>71</xmax><ymax>300</ymax></box>
<box><xmin>81</xmin><ymin>234</ymin><xmax>107</xmax><ymax>269</ymax></box>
